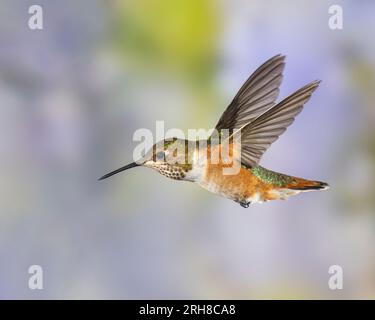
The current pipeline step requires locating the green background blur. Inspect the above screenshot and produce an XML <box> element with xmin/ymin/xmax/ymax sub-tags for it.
<box><xmin>0</xmin><ymin>0</ymin><xmax>374</xmax><ymax>299</ymax></box>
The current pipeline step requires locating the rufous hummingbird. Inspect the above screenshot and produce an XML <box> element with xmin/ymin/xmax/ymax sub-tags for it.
<box><xmin>99</xmin><ymin>55</ymin><xmax>329</xmax><ymax>208</ymax></box>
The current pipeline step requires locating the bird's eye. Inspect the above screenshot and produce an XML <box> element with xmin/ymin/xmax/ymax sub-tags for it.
<box><xmin>156</xmin><ymin>151</ymin><xmax>165</xmax><ymax>161</ymax></box>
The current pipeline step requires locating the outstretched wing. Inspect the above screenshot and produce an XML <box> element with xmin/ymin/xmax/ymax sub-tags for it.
<box><xmin>214</xmin><ymin>54</ymin><xmax>285</xmax><ymax>133</ymax></box>
<box><xmin>236</xmin><ymin>80</ymin><xmax>321</xmax><ymax>168</ymax></box>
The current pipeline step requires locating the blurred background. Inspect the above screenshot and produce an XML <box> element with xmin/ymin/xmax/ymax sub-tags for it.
<box><xmin>0</xmin><ymin>0</ymin><xmax>374</xmax><ymax>299</ymax></box>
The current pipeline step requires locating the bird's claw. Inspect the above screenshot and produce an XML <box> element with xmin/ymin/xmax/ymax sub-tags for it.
<box><xmin>240</xmin><ymin>201</ymin><xmax>250</xmax><ymax>208</ymax></box>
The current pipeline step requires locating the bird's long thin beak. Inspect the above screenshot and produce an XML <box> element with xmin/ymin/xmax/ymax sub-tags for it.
<box><xmin>98</xmin><ymin>162</ymin><xmax>140</xmax><ymax>181</ymax></box>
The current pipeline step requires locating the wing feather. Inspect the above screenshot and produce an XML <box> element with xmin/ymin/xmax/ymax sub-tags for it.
<box><xmin>236</xmin><ymin>80</ymin><xmax>321</xmax><ymax>167</ymax></box>
<box><xmin>215</xmin><ymin>55</ymin><xmax>285</xmax><ymax>132</ymax></box>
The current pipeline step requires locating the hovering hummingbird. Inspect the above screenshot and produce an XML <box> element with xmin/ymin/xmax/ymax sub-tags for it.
<box><xmin>99</xmin><ymin>55</ymin><xmax>329</xmax><ymax>207</ymax></box>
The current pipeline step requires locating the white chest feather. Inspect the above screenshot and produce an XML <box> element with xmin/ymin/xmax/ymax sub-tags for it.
<box><xmin>184</xmin><ymin>149</ymin><xmax>206</xmax><ymax>182</ymax></box>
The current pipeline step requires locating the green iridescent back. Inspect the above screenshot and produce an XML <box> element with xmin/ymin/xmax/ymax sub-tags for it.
<box><xmin>249</xmin><ymin>165</ymin><xmax>294</xmax><ymax>187</ymax></box>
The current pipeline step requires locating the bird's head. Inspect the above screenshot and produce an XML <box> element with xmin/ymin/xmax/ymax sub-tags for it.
<box><xmin>98</xmin><ymin>138</ymin><xmax>195</xmax><ymax>181</ymax></box>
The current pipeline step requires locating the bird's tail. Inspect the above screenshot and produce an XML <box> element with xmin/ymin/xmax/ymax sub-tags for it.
<box><xmin>284</xmin><ymin>177</ymin><xmax>329</xmax><ymax>191</ymax></box>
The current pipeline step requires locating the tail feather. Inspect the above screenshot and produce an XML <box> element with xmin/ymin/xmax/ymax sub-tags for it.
<box><xmin>286</xmin><ymin>178</ymin><xmax>329</xmax><ymax>191</ymax></box>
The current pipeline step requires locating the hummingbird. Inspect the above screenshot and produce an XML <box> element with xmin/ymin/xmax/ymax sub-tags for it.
<box><xmin>99</xmin><ymin>55</ymin><xmax>329</xmax><ymax>208</ymax></box>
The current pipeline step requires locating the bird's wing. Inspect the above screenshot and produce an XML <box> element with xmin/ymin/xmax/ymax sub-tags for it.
<box><xmin>214</xmin><ymin>54</ymin><xmax>285</xmax><ymax>133</ymax></box>
<box><xmin>233</xmin><ymin>80</ymin><xmax>321</xmax><ymax>168</ymax></box>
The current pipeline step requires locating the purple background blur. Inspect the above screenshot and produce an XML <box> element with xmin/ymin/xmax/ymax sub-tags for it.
<box><xmin>0</xmin><ymin>0</ymin><xmax>374</xmax><ymax>299</ymax></box>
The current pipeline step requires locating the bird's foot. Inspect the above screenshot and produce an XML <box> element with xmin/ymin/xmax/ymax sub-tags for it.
<box><xmin>240</xmin><ymin>201</ymin><xmax>250</xmax><ymax>208</ymax></box>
